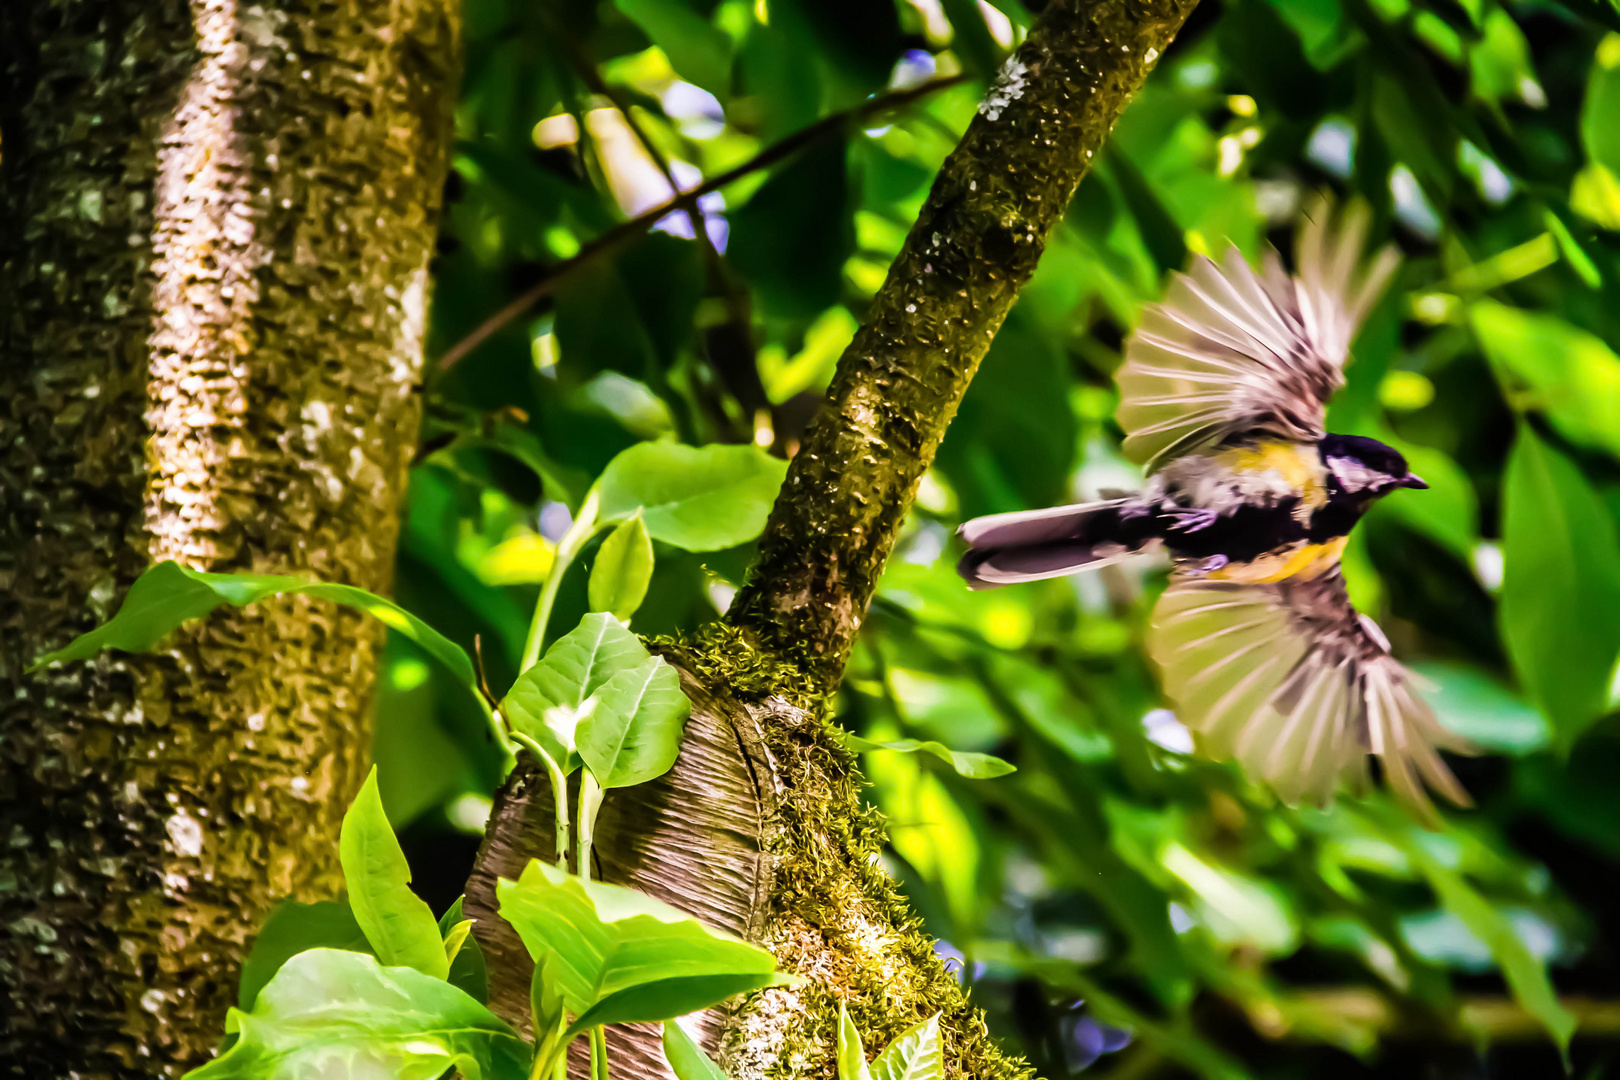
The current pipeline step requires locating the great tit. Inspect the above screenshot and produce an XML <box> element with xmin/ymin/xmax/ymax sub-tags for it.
<box><xmin>956</xmin><ymin>198</ymin><xmax>1470</xmax><ymax>817</ymax></box>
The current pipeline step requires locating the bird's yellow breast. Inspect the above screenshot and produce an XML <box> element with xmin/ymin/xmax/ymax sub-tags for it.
<box><xmin>1205</xmin><ymin>536</ymin><xmax>1349</xmax><ymax>584</ymax></box>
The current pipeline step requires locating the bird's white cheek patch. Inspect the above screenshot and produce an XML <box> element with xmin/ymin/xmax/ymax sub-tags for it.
<box><xmin>1326</xmin><ymin>455</ymin><xmax>1383</xmax><ymax>492</ymax></box>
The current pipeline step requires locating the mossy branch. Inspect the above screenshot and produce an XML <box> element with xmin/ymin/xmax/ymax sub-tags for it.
<box><xmin>727</xmin><ymin>0</ymin><xmax>1201</xmax><ymax>692</ymax></box>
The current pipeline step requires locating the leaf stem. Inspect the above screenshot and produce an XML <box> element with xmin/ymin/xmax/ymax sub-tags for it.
<box><xmin>576</xmin><ymin>771</ymin><xmax>605</xmax><ymax>882</ymax></box>
<box><xmin>591</xmin><ymin>1025</ymin><xmax>610</xmax><ymax>1080</ymax></box>
<box><xmin>522</xmin><ymin>487</ymin><xmax>602</xmax><ymax>673</ymax></box>
<box><xmin>511</xmin><ymin>733</ymin><xmax>574</xmax><ymax>867</ymax></box>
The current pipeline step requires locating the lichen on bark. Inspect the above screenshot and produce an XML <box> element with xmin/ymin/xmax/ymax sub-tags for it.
<box><xmin>469</xmin><ymin>1</ymin><xmax>1201</xmax><ymax>1079</ymax></box>
<box><xmin>0</xmin><ymin>1</ymin><xmax>458</xmax><ymax>1072</ymax></box>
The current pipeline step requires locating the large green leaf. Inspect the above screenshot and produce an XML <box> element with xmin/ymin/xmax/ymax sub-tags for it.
<box><xmin>496</xmin><ymin>860</ymin><xmax>785</xmax><ymax>1032</ymax></box>
<box><xmin>238</xmin><ymin>900</ymin><xmax>371</xmax><ymax>1011</ymax></box>
<box><xmin>597</xmin><ymin>443</ymin><xmax>788</xmax><ymax>551</ymax></box>
<box><xmin>615</xmin><ymin>0</ymin><xmax>733</xmax><ymax>95</ymax></box>
<box><xmin>30</xmin><ymin>561</ymin><xmax>477</xmax><ymax>695</ymax></box>
<box><xmin>728</xmin><ymin>137</ymin><xmax>855</xmax><ymax>317</ymax></box>
<box><xmin>870</xmin><ymin>1014</ymin><xmax>945</xmax><ymax>1080</ymax></box>
<box><xmin>843</xmin><ymin>733</ymin><xmax>1016</xmax><ymax>779</ymax></box>
<box><xmin>340</xmin><ymin>768</ymin><xmax>449</xmax><ymax>980</ymax></box>
<box><xmin>186</xmin><ymin>949</ymin><xmax>529</xmax><ymax>1080</ymax></box>
<box><xmin>1500</xmin><ymin>426</ymin><xmax>1620</xmax><ymax>750</ymax></box>
<box><xmin>577</xmin><ymin>656</ymin><xmax>692</xmax><ymax>788</ymax></box>
<box><xmin>1583</xmin><ymin>39</ymin><xmax>1620</xmax><ymax>173</ymax></box>
<box><xmin>503</xmin><ymin>613</ymin><xmax>651</xmax><ymax>771</ymax></box>
<box><xmin>663</xmin><ymin>1021</ymin><xmax>729</xmax><ymax>1080</ymax></box>
<box><xmin>589</xmin><ymin>515</ymin><xmax>655</xmax><ymax>622</ymax></box>
<box><xmin>1472</xmin><ymin>301</ymin><xmax>1620</xmax><ymax>460</ymax></box>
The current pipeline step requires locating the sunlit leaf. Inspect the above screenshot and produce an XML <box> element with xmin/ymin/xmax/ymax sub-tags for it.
<box><xmin>577</xmin><ymin>656</ymin><xmax>692</xmax><ymax>788</ymax></box>
<box><xmin>837</xmin><ymin>1002</ymin><xmax>871</xmax><ymax>1080</ymax></box>
<box><xmin>504</xmin><ymin>613</ymin><xmax>651</xmax><ymax>772</ymax></box>
<box><xmin>29</xmin><ymin>562</ymin><xmax>478</xmax><ymax>698</ymax></box>
<box><xmin>870</xmin><ymin>1013</ymin><xmax>944</xmax><ymax>1080</ymax></box>
<box><xmin>615</xmin><ymin>0</ymin><xmax>733</xmax><ymax>95</ymax></box>
<box><xmin>598</xmin><ymin>443</ymin><xmax>788</xmax><ymax>551</ymax></box>
<box><xmin>340</xmin><ymin>768</ymin><xmax>448</xmax><ymax>980</ymax></box>
<box><xmin>1499</xmin><ymin>426</ymin><xmax>1620</xmax><ymax>750</ymax></box>
<box><xmin>496</xmin><ymin>860</ymin><xmax>787</xmax><ymax>1034</ymax></box>
<box><xmin>186</xmin><ymin>949</ymin><xmax>529</xmax><ymax>1080</ymax></box>
<box><xmin>1472</xmin><ymin>301</ymin><xmax>1620</xmax><ymax>459</ymax></box>
<box><xmin>589</xmin><ymin>515</ymin><xmax>655</xmax><ymax>621</ymax></box>
<box><xmin>843</xmin><ymin>733</ymin><xmax>1015</xmax><ymax>779</ymax></box>
<box><xmin>664</xmin><ymin>1020</ymin><xmax>730</xmax><ymax>1080</ymax></box>
<box><xmin>238</xmin><ymin>901</ymin><xmax>371</xmax><ymax>1011</ymax></box>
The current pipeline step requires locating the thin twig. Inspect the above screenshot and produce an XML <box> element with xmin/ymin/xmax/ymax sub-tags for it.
<box><xmin>437</xmin><ymin>73</ymin><xmax>969</xmax><ymax>370</ymax></box>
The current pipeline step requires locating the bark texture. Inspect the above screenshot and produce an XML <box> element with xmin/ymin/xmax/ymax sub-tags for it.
<box><xmin>469</xmin><ymin>1</ymin><xmax>1200</xmax><ymax>1079</ymax></box>
<box><xmin>727</xmin><ymin>0</ymin><xmax>1197</xmax><ymax>690</ymax></box>
<box><xmin>0</xmin><ymin>2</ymin><xmax>457</xmax><ymax>1073</ymax></box>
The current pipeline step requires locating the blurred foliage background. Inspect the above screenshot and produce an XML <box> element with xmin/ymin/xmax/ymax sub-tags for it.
<box><xmin>378</xmin><ymin>0</ymin><xmax>1620</xmax><ymax>1074</ymax></box>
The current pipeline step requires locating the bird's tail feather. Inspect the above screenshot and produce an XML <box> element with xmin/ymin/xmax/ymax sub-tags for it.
<box><xmin>956</xmin><ymin>499</ymin><xmax>1157</xmax><ymax>590</ymax></box>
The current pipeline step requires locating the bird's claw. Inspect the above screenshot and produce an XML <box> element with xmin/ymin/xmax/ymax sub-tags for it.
<box><xmin>1165</xmin><ymin>507</ymin><xmax>1220</xmax><ymax>533</ymax></box>
<box><xmin>1183</xmin><ymin>554</ymin><xmax>1230</xmax><ymax>576</ymax></box>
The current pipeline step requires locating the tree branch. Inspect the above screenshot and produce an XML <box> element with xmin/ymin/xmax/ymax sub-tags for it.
<box><xmin>726</xmin><ymin>0</ymin><xmax>1201</xmax><ymax>691</ymax></box>
<box><xmin>436</xmin><ymin>74</ymin><xmax>968</xmax><ymax>371</ymax></box>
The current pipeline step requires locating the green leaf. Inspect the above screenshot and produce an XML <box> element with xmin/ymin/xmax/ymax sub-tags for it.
<box><xmin>1409</xmin><ymin>661</ymin><xmax>1551</xmax><ymax>755</ymax></box>
<box><xmin>340</xmin><ymin>767</ymin><xmax>449</xmax><ymax>980</ymax></box>
<box><xmin>450</xmin><ymin>931</ymin><xmax>490</xmax><ymax>1005</ymax></box>
<box><xmin>238</xmin><ymin>900</ymin><xmax>371</xmax><ymax>1011</ymax></box>
<box><xmin>578</xmin><ymin>656</ymin><xmax>692</xmax><ymax>788</ymax></box>
<box><xmin>870</xmin><ymin>1014</ymin><xmax>945</xmax><ymax>1080</ymax></box>
<box><xmin>186</xmin><ymin>949</ymin><xmax>530</xmax><ymax>1080</ymax></box>
<box><xmin>837</xmin><ymin>1002</ymin><xmax>871</xmax><ymax>1080</ymax></box>
<box><xmin>1472</xmin><ymin>300</ymin><xmax>1620</xmax><ymax>459</ymax></box>
<box><xmin>1500</xmin><ymin>425</ymin><xmax>1620</xmax><ymax>751</ymax></box>
<box><xmin>843</xmin><ymin>733</ymin><xmax>1015</xmax><ymax>779</ymax></box>
<box><xmin>571</xmin><ymin>971</ymin><xmax>799</xmax><ymax>1034</ymax></box>
<box><xmin>615</xmin><ymin>0</ymin><xmax>733</xmax><ymax>95</ymax></box>
<box><xmin>30</xmin><ymin>561</ymin><xmax>478</xmax><ymax>697</ymax></box>
<box><xmin>1380</xmin><ymin>816</ymin><xmax>1577</xmax><ymax>1056</ymax></box>
<box><xmin>1583</xmin><ymin>37</ymin><xmax>1620</xmax><ymax>174</ymax></box>
<box><xmin>589</xmin><ymin>515</ymin><xmax>655</xmax><ymax>621</ymax></box>
<box><xmin>496</xmin><ymin>860</ymin><xmax>781</xmax><ymax>1026</ymax></box>
<box><xmin>597</xmin><ymin>443</ymin><xmax>788</xmax><ymax>551</ymax></box>
<box><xmin>728</xmin><ymin>136</ymin><xmax>855</xmax><ymax>317</ymax></box>
<box><xmin>503</xmin><ymin>613</ymin><xmax>651</xmax><ymax>772</ymax></box>
<box><xmin>664</xmin><ymin>1021</ymin><xmax>729</xmax><ymax>1080</ymax></box>
<box><xmin>436</xmin><ymin>896</ymin><xmax>489</xmax><ymax>1003</ymax></box>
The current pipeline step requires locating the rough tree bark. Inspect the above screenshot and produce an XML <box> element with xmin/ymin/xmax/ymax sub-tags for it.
<box><xmin>0</xmin><ymin>2</ymin><xmax>457</xmax><ymax>1073</ymax></box>
<box><xmin>464</xmin><ymin>0</ymin><xmax>1200</xmax><ymax>1078</ymax></box>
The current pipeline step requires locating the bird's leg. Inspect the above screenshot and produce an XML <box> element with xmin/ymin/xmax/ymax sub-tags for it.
<box><xmin>1163</xmin><ymin>506</ymin><xmax>1220</xmax><ymax>532</ymax></box>
<box><xmin>1181</xmin><ymin>553</ymin><xmax>1230</xmax><ymax>576</ymax></box>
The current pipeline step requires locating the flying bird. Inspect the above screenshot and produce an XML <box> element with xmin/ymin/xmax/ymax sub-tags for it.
<box><xmin>957</xmin><ymin>198</ymin><xmax>1471</xmax><ymax>817</ymax></box>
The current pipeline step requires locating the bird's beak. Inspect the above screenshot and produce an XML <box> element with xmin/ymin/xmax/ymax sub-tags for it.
<box><xmin>1398</xmin><ymin>474</ymin><xmax>1429</xmax><ymax>490</ymax></box>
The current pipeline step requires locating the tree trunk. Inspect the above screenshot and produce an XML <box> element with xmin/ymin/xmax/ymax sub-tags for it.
<box><xmin>465</xmin><ymin>1</ymin><xmax>1200</xmax><ymax>1078</ymax></box>
<box><xmin>0</xmin><ymin>2</ymin><xmax>457</xmax><ymax>1072</ymax></box>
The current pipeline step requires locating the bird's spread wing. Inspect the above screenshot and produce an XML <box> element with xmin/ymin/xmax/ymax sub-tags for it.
<box><xmin>1115</xmin><ymin>198</ymin><xmax>1401</xmax><ymax>471</ymax></box>
<box><xmin>1148</xmin><ymin>570</ymin><xmax>1471</xmax><ymax>819</ymax></box>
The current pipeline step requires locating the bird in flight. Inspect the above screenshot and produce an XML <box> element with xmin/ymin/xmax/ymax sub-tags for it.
<box><xmin>957</xmin><ymin>198</ymin><xmax>1470</xmax><ymax>818</ymax></box>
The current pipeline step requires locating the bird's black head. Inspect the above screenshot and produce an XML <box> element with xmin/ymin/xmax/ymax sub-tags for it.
<box><xmin>1319</xmin><ymin>433</ymin><xmax>1428</xmax><ymax>501</ymax></box>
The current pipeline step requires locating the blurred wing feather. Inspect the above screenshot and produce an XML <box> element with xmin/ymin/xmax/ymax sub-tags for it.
<box><xmin>1116</xmin><ymin>198</ymin><xmax>1400</xmax><ymax>470</ymax></box>
<box><xmin>1148</xmin><ymin>570</ymin><xmax>1471</xmax><ymax>818</ymax></box>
